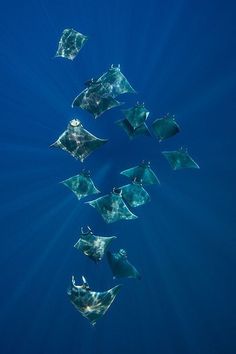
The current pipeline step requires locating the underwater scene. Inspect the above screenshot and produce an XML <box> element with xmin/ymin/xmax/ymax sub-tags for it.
<box><xmin>0</xmin><ymin>0</ymin><xmax>235</xmax><ymax>353</ymax></box>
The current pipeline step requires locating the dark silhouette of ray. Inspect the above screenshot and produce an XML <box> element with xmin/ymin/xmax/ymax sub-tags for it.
<box><xmin>107</xmin><ymin>249</ymin><xmax>141</xmax><ymax>279</ymax></box>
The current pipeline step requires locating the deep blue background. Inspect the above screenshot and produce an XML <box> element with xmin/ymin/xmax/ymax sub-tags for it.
<box><xmin>0</xmin><ymin>0</ymin><xmax>235</xmax><ymax>353</ymax></box>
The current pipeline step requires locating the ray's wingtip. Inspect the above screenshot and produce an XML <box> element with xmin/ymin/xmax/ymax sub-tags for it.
<box><xmin>113</xmin><ymin>284</ymin><xmax>122</xmax><ymax>294</ymax></box>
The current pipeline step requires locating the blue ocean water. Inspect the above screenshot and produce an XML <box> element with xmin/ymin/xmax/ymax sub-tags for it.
<box><xmin>0</xmin><ymin>0</ymin><xmax>235</xmax><ymax>353</ymax></box>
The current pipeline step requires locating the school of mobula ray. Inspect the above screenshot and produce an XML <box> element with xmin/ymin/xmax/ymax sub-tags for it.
<box><xmin>53</xmin><ymin>28</ymin><xmax>200</xmax><ymax>325</ymax></box>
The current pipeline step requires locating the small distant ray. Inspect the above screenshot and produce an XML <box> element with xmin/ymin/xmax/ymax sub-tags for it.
<box><xmin>86</xmin><ymin>188</ymin><xmax>138</xmax><ymax>224</ymax></box>
<box><xmin>61</xmin><ymin>170</ymin><xmax>100</xmax><ymax>200</ymax></box>
<box><xmin>50</xmin><ymin>119</ymin><xmax>108</xmax><ymax>162</ymax></box>
<box><xmin>96</xmin><ymin>64</ymin><xmax>136</xmax><ymax>98</ymax></box>
<box><xmin>55</xmin><ymin>28</ymin><xmax>88</xmax><ymax>60</ymax></box>
<box><xmin>123</xmin><ymin>103</ymin><xmax>150</xmax><ymax>129</ymax></box>
<box><xmin>116</xmin><ymin>118</ymin><xmax>151</xmax><ymax>139</ymax></box>
<box><xmin>151</xmin><ymin>114</ymin><xmax>180</xmax><ymax>142</ymax></box>
<box><xmin>162</xmin><ymin>147</ymin><xmax>200</xmax><ymax>170</ymax></box>
<box><xmin>68</xmin><ymin>275</ymin><xmax>121</xmax><ymax>325</ymax></box>
<box><xmin>107</xmin><ymin>249</ymin><xmax>141</xmax><ymax>280</ymax></box>
<box><xmin>74</xmin><ymin>226</ymin><xmax>116</xmax><ymax>262</ymax></box>
<box><xmin>120</xmin><ymin>180</ymin><xmax>150</xmax><ymax>207</ymax></box>
<box><xmin>120</xmin><ymin>161</ymin><xmax>160</xmax><ymax>185</ymax></box>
